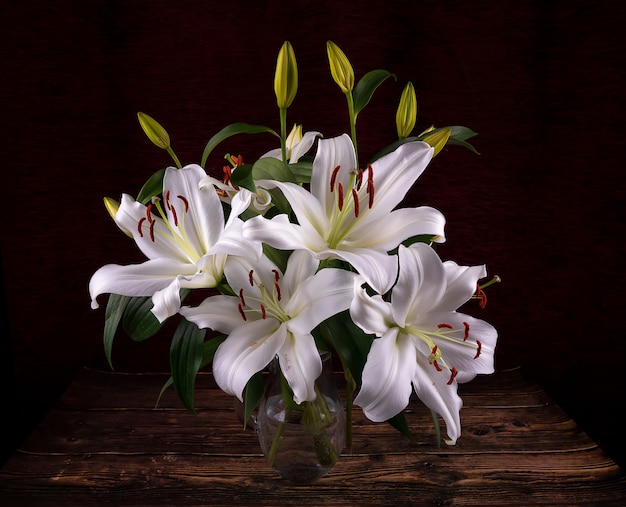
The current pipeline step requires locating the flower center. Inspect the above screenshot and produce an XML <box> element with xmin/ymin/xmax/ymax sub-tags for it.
<box><xmin>326</xmin><ymin>164</ymin><xmax>375</xmax><ymax>249</ymax></box>
<box><xmin>136</xmin><ymin>192</ymin><xmax>202</xmax><ymax>264</ymax></box>
<box><xmin>404</xmin><ymin>321</ymin><xmax>482</xmax><ymax>384</ymax></box>
<box><xmin>237</xmin><ymin>268</ymin><xmax>289</xmax><ymax>323</ymax></box>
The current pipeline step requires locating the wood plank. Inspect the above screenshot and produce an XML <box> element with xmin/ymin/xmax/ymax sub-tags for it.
<box><xmin>1</xmin><ymin>367</ymin><xmax>625</xmax><ymax>506</ymax></box>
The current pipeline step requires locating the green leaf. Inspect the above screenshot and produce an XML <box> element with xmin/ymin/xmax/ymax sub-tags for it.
<box><xmin>122</xmin><ymin>296</ymin><xmax>164</xmax><ymax>341</ymax></box>
<box><xmin>387</xmin><ymin>411</ymin><xmax>414</xmax><ymax>440</ymax></box>
<box><xmin>262</xmin><ymin>244</ymin><xmax>291</xmax><ymax>274</ymax></box>
<box><xmin>243</xmin><ymin>372</ymin><xmax>264</xmax><ymax>428</ymax></box>
<box><xmin>228</xmin><ymin>163</ymin><xmax>256</xmax><ymax>192</ymax></box>
<box><xmin>201</xmin><ymin>123</ymin><xmax>279</xmax><ymax>167</ymax></box>
<box><xmin>252</xmin><ymin>157</ymin><xmax>296</xmax><ymax>183</ymax></box>
<box><xmin>353</xmin><ymin>69</ymin><xmax>396</xmax><ymax>117</ymax></box>
<box><xmin>136</xmin><ymin>168</ymin><xmax>165</xmax><ymax>205</ymax></box>
<box><xmin>288</xmin><ymin>158</ymin><xmax>313</xmax><ymax>184</ymax></box>
<box><xmin>318</xmin><ymin>312</ymin><xmax>374</xmax><ymax>389</ymax></box>
<box><xmin>103</xmin><ymin>294</ymin><xmax>131</xmax><ymax>369</ymax></box>
<box><xmin>170</xmin><ymin>319</ymin><xmax>206</xmax><ymax>414</ymax></box>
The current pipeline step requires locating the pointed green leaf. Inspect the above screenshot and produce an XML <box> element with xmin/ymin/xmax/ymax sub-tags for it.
<box><xmin>136</xmin><ymin>168</ymin><xmax>165</xmax><ymax>205</ymax></box>
<box><xmin>251</xmin><ymin>157</ymin><xmax>296</xmax><ymax>183</ymax></box>
<box><xmin>289</xmin><ymin>158</ymin><xmax>313</xmax><ymax>184</ymax></box>
<box><xmin>387</xmin><ymin>411</ymin><xmax>414</xmax><ymax>440</ymax></box>
<box><xmin>353</xmin><ymin>70</ymin><xmax>396</xmax><ymax>116</ymax></box>
<box><xmin>201</xmin><ymin>123</ymin><xmax>279</xmax><ymax>168</ymax></box>
<box><xmin>244</xmin><ymin>372</ymin><xmax>264</xmax><ymax>428</ymax></box>
<box><xmin>122</xmin><ymin>296</ymin><xmax>164</xmax><ymax>341</ymax></box>
<box><xmin>103</xmin><ymin>294</ymin><xmax>131</xmax><ymax>370</ymax></box>
<box><xmin>262</xmin><ymin>244</ymin><xmax>291</xmax><ymax>274</ymax></box>
<box><xmin>228</xmin><ymin>163</ymin><xmax>256</xmax><ymax>192</ymax></box>
<box><xmin>170</xmin><ymin>319</ymin><xmax>206</xmax><ymax>414</ymax></box>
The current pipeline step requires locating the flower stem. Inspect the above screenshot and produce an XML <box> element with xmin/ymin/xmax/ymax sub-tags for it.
<box><xmin>279</xmin><ymin>106</ymin><xmax>288</xmax><ymax>162</ymax></box>
<box><xmin>345</xmin><ymin>92</ymin><xmax>358</xmax><ymax>168</ymax></box>
<box><xmin>166</xmin><ymin>146</ymin><xmax>182</xmax><ymax>169</ymax></box>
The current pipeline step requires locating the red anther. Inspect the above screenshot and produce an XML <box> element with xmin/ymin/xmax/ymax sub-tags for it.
<box><xmin>367</xmin><ymin>164</ymin><xmax>374</xmax><ymax>183</ymax></box>
<box><xmin>356</xmin><ymin>168</ymin><xmax>364</xmax><ymax>189</ymax></box>
<box><xmin>474</xmin><ymin>340</ymin><xmax>482</xmax><ymax>359</ymax></box>
<box><xmin>274</xmin><ymin>281</ymin><xmax>282</xmax><ymax>301</ymax></box>
<box><xmin>447</xmin><ymin>367</ymin><xmax>458</xmax><ymax>385</ymax></box>
<box><xmin>223</xmin><ymin>165</ymin><xmax>232</xmax><ymax>184</ymax></box>
<box><xmin>231</xmin><ymin>154</ymin><xmax>243</xmax><ymax>166</ymax></box>
<box><xmin>165</xmin><ymin>190</ymin><xmax>172</xmax><ymax>210</ymax></box>
<box><xmin>145</xmin><ymin>203</ymin><xmax>155</xmax><ymax>223</ymax></box>
<box><xmin>330</xmin><ymin>165</ymin><xmax>341</xmax><ymax>192</ymax></box>
<box><xmin>337</xmin><ymin>183</ymin><xmax>345</xmax><ymax>211</ymax></box>
<box><xmin>438</xmin><ymin>323</ymin><xmax>453</xmax><ymax>329</ymax></box>
<box><xmin>177</xmin><ymin>195</ymin><xmax>189</xmax><ymax>212</ymax></box>
<box><xmin>238</xmin><ymin>288</ymin><xmax>246</xmax><ymax>307</ymax></box>
<box><xmin>170</xmin><ymin>205</ymin><xmax>179</xmax><ymax>227</ymax></box>
<box><xmin>260</xmin><ymin>304</ymin><xmax>267</xmax><ymax>319</ymax></box>
<box><xmin>476</xmin><ymin>285</ymin><xmax>487</xmax><ymax>309</ymax></box>
<box><xmin>248</xmin><ymin>270</ymin><xmax>254</xmax><ymax>286</ymax></box>
<box><xmin>431</xmin><ymin>345</ymin><xmax>438</xmax><ymax>356</ymax></box>
<box><xmin>463</xmin><ymin>322</ymin><xmax>470</xmax><ymax>341</ymax></box>
<box><xmin>149</xmin><ymin>219</ymin><xmax>156</xmax><ymax>242</ymax></box>
<box><xmin>352</xmin><ymin>187</ymin><xmax>360</xmax><ymax>217</ymax></box>
<box><xmin>137</xmin><ymin>217</ymin><xmax>146</xmax><ymax>237</ymax></box>
<box><xmin>433</xmin><ymin>360</ymin><xmax>442</xmax><ymax>372</ymax></box>
<box><xmin>272</xmin><ymin>269</ymin><xmax>280</xmax><ymax>282</ymax></box>
<box><xmin>238</xmin><ymin>303</ymin><xmax>247</xmax><ymax>321</ymax></box>
<box><xmin>216</xmin><ymin>188</ymin><xmax>228</xmax><ymax>198</ymax></box>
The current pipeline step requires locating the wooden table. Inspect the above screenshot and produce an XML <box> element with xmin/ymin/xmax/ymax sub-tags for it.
<box><xmin>0</xmin><ymin>367</ymin><xmax>624</xmax><ymax>506</ymax></box>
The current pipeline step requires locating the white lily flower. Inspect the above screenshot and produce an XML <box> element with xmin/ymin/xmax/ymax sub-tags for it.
<box><xmin>244</xmin><ymin>133</ymin><xmax>446</xmax><ymax>294</ymax></box>
<box><xmin>350</xmin><ymin>243</ymin><xmax>497</xmax><ymax>444</ymax></box>
<box><xmin>89</xmin><ymin>164</ymin><xmax>261</xmax><ymax>322</ymax></box>
<box><xmin>179</xmin><ymin>250</ymin><xmax>356</xmax><ymax>404</ymax></box>
<box><xmin>261</xmin><ymin>124</ymin><xmax>322</xmax><ymax>163</ymax></box>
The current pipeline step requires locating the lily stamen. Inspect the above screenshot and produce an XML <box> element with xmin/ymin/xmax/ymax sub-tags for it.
<box><xmin>337</xmin><ymin>182</ymin><xmax>345</xmax><ymax>211</ymax></box>
<box><xmin>352</xmin><ymin>188</ymin><xmax>360</xmax><ymax>217</ymax></box>
<box><xmin>330</xmin><ymin>165</ymin><xmax>341</xmax><ymax>192</ymax></box>
<box><xmin>248</xmin><ymin>269</ymin><xmax>255</xmax><ymax>286</ymax></box>
<box><xmin>238</xmin><ymin>303</ymin><xmax>247</xmax><ymax>321</ymax></box>
<box><xmin>274</xmin><ymin>281</ymin><xmax>282</xmax><ymax>301</ymax></box>
<box><xmin>463</xmin><ymin>322</ymin><xmax>470</xmax><ymax>341</ymax></box>
<box><xmin>474</xmin><ymin>340</ymin><xmax>482</xmax><ymax>359</ymax></box>
<box><xmin>238</xmin><ymin>288</ymin><xmax>246</xmax><ymax>307</ymax></box>
<box><xmin>447</xmin><ymin>367</ymin><xmax>458</xmax><ymax>385</ymax></box>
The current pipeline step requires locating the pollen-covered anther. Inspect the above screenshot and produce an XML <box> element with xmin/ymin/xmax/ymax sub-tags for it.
<box><xmin>330</xmin><ymin>165</ymin><xmax>341</xmax><ymax>192</ymax></box>
<box><xmin>274</xmin><ymin>281</ymin><xmax>282</xmax><ymax>301</ymax></box>
<box><xmin>463</xmin><ymin>322</ymin><xmax>470</xmax><ymax>341</ymax></box>
<box><xmin>272</xmin><ymin>269</ymin><xmax>280</xmax><ymax>282</ymax></box>
<box><xmin>356</xmin><ymin>168</ymin><xmax>364</xmax><ymax>190</ymax></box>
<box><xmin>438</xmin><ymin>323</ymin><xmax>453</xmax><ymax>329</ymax></box>
<box><xmin>351</xmin><ymin>187</ymin><xmax>360</xmax><ymax>217</ymax></box>
<box><xmin>248</xmin><ymin>270</ymin><xmax>255</xmax><ymax>286</ymax></box>
<box><xmin>238</xmin><ymin>303</ymin><xmax>247</xmax><ymax>321</ymax></box>
<box><xmin>260</xmin><ymin>304</ymin><xmax>267</xmax><ymax>319</ymax></box>
<box><xmin>476</xmin><ymin>284</ymin><xmax>487</xmax><ymax>308</ymax></box>
<box><xmin>177</xmin><ymin>195</ymin><xmax>189</xmax><ymax>212</ymax></box>
<box><xmin>474</xmin><ymin>340</ymin><xmax>482</xmax><ymax>359</ymax></box>
<box><xmin>238</xmin><ymin>288</ymin><xmax>246</xmax><ymax>307</ymax></box>
<box><xmin>447</xmin><ymin>367</ymin><xmax>458</xmax><ymax>385</ymax></box>
<box><xmin>337</xmin><ymin>182</ymin><xmax>345</xmax><ymax>211</ymax></box>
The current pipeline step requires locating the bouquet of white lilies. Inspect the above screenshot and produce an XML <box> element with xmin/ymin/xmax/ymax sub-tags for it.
<box><xmin>90</xmin><ymin>41</ymin><xmax>498</xmax><ymax>448</ymax></box>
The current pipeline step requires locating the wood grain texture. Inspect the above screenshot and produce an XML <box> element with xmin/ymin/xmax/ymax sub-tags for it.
<box><xmin>0</xmin><ymin>368</ymin><xmax>624</xmax><ymax>506</ymax></box>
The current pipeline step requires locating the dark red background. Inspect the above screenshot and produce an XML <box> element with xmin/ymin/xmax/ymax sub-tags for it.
<box><xmin>2</xmin><ymin>1</ymin><xmax>625</xmax><ymax>467</ymax></box>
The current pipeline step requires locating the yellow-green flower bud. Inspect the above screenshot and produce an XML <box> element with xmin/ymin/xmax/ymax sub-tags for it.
<box><xmin>274</xmin><ymin>41</ymin><xmax>298</xmax><ymax>108</ymax></box>
<box><xmin>103</xmin><ymin>197</ymin><xmax>132</xmax><ymax>238</ymax></box>
<box><xmin>137</xmin><ymin>112</ymin><xmax>171</xmax><ymax>149</ymax></box>
<box><xmin>422</xmin><ymin>128</ymin><xmax>451</xmax><ymax>157</ymax></box>
<box><xmin>396</xmin><ymin>82</ymin><xmax>417</xmax><ymax>139</ymax></box>
<box><xmin>326</xmin><ymin>41</ymin><xmax>354</xmax><ymax>94</ymax></box>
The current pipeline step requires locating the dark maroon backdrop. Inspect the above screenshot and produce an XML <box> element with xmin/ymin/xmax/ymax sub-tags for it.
<box><xmin>2</xmin><ymin>1</ymin><xmax>625</xmax><ymax>467</ymax></box>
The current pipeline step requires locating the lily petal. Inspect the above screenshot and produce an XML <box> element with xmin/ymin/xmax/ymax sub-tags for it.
<box><xmin>278</xmin><ymin>331</ymin><xmax>322</xmax><ymax>403</ymax></box>
<box><xmin>441</xmin><ymin>261</ymin><xmax>487</xmax><ymax>311</ymax></box>
<box><xmin>354</xmin><ymin>328</ymin><xmax>415</xmax><ymax>422</ymax></box>
<box><xmin>179</xmin><ymin>295</ymin><xmax>248</xmax><ymax>335</ymax></box>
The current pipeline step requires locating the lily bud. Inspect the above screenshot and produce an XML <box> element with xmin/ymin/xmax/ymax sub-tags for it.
<box><xmin>396</xmin><ymin>82</ymin><xmax>417</xmax><ymax>139</ymax></box>
<box><xmin>422</xmin><ymin>128</ymin><xmax>451</xmax><ymax>157</ymax></box>
<box><xmin>137</xmin><ymin>112</ymin><xmax>171</xmax><ymax>149</ymax></box>
<box><xmin>104</xmin><ymin>197</ymin><xmax>132</xmax><ymax>238</ymax></box>
<box><xmin>285</xmin><ymin>124</ymin><xmax>303</xmax><ymax>151</ymax></box>
<box><xmin>326</xmin><ymin>41</ymin><xmax>354</xmax><ymax>94</ymax></box>
<box><xmin>274</xmin><ymin>41</ymin><xmax>298</xmax><ymax>108</ymax></box>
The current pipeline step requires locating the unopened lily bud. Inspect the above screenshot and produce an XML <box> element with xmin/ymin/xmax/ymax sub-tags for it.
<box><xmin>285</xmin><ymin>124</ymin><xmax>303</xmax><ymax>151</ymax></box>
<box><xmin>274</xmin><ymin>41</ymin><xmax>298</xmax><ymax>108</ymax></box>
<box><xmin>396</xmin><ymin>82</ymin><xmax>417</xmax><ymax>139</ymax></box>
<box><xmin>137</xmin><ymin>112</ymin><xmax>171</xmax><ymax>149</ymax></box>
<box><xmin>422</xmin><ymin>128</ymin><xmax>451</xmax><ymax>157</ymax></box>
<box><xmin>103</xmin><ymin>197</ymin><xmax>132</xmax><ymax>237</ymax></box>
<box><xmin>326</xmin><ymin>41</ymin><xmax>354</xmax><ymax>94</ymax></box>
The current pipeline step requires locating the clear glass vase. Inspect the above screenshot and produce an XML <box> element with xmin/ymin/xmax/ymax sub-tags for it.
<box><xmin>256</xmin><ymin>351</ymin><xmax>345</xmax><ymax>483</ymax></box>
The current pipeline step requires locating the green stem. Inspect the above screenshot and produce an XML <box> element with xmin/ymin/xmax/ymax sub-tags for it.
<box><xmin>343</xmin><ymin>369</ymin><xmax>355</xmax><ymax>450</ymax></box>
<box><xmin>345</xmin><ymin>92</ymin><xmax>358</xmax><ymax>168</ymax></box>
<box><xmin>166</xmin><ymin>147</ymin><xmax>183</xmax><ymax>169</ymax></box>
<box><xmin>279</xmin><ymin>106</ymin><xmax>288</xmax><ymax>162</ymax></box>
